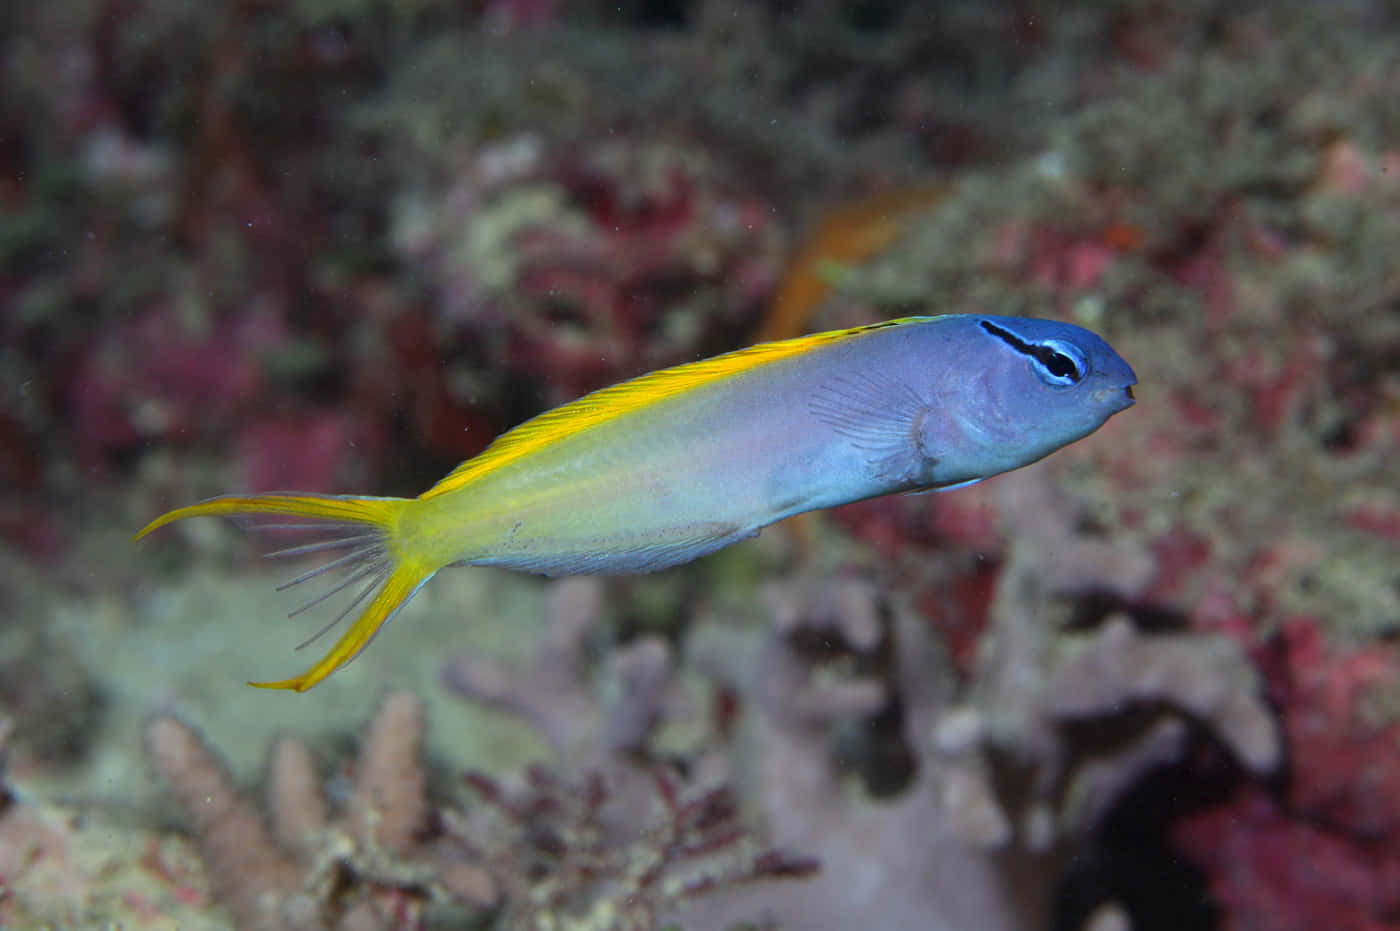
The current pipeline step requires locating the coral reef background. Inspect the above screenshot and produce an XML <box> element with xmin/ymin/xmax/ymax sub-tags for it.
<box><xmin>1</xmin><ymin>0</ymin><xmax>1397</xmax><ymax>929</ymax></box>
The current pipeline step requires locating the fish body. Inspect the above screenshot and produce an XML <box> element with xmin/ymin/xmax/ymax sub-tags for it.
<box><xmin>136</xmin><ymin>314</ymin><xmax>1136</xmax><ymax>691</ymax></box>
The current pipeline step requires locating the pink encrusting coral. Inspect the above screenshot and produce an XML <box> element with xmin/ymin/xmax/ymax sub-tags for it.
<box><xmin>1175</xmin><ymin>787</ymin><xmax>1400</xmax><ymax>931</ymax></box>
<box><xmin>65</xmin><ymin>305</ymin><xmax>272</xmax><ymax>471</ymax></box>
<box><xmin>1171</xmin><ymin>622</ymin><xmax>1400</xmax><ymax>931</ymax></box>
<box><xmin>393</xmin><ymin>135</ymin><xmax>784</xmax><ymax>406</ymax></box>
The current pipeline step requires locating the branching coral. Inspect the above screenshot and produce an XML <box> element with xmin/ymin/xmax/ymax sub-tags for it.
<box><xmin>145</xmin><ymin>692</ymin><xmax>495</xmax><ymax>931</ymax></box>
<box><xmin>448</xmin><ymin>765</ymin><xmax>816</xmax><ymax>931</ymax></box>
<box><xmin>148</xmin><ymin>650</ymin><xmax>814</xmax><ymax>931</ymax></box>
<box><xmin>442</xmin><ymin>576</ymin><xmax>819</xmax><ymax>930</ymax></box>
<box><xmin>943</xmin><ymin>472</ymin><xmax>1281</xmax><ymax>853</ymax></box>
<box><xmin>682</xmin><ymin>471</ymin><xmax>1280</xmax><ymax>930</ymax></box>
<box><xmin>689</xmin><ymin>573</ymin><xmax>1053</xmax><ymax>931</ymax></box>
<box><xmin>442</xmin><ymin>577</ymin><xmax>683</xmax><ymax>767</ymax></box>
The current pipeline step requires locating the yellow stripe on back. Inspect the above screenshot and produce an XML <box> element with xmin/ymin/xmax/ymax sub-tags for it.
<box><xmin>420</xmin><ymin>316</ymin><xmax>932</xmax><ymax>500</ymax></box>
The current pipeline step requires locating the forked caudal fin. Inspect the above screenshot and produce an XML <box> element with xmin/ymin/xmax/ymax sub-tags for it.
<box><xmin>133</xmin><ymin>493</ymin><xmax>436</xmax><ymax>692</ymax></box>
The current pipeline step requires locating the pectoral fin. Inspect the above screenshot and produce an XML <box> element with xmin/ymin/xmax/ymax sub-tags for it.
<box><xmin>808</xmin><ymin>372</ymin><xmax>932</xmax><ymax>487</ymax></box>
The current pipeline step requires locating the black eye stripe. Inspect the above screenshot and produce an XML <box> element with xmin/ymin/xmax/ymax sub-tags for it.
<box><xmin>980</xmin><ymin>319</ymin><xmax>1037</xmax><ymax>355</ymax></box>
<box><xmin>979</xmin><ymin>320</ymin><xmax>1084</xmax><ymax>382</ymax></box>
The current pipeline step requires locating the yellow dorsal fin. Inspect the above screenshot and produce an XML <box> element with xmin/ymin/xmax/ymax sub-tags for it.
<box><xmin>421</xmin><ymin>316</ymin><xmax>933</xmax><ymax>499</ymax></box>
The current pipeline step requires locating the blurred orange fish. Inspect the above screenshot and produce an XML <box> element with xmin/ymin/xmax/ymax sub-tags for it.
<box><xmin>755</xmin><ymin>184</ymin><xmax>947</xmax><ymax>343</ymax></box>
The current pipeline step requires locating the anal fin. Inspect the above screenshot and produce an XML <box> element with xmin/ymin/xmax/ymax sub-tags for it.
<box><xmin>473</xmin><ymin>522</ymin><xmax>757</xmax><ymax>576</ymax></box>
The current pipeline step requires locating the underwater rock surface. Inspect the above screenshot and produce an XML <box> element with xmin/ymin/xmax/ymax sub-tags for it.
<box><xmin>1</xmin><ymin>1</ymin><xmax>1397</xmax><ymax>929</ymax></box>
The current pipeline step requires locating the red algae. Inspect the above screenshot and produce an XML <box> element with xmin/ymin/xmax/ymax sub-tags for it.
<box><xmin>1174</xmin><ymin>620</ymin><xmax>1400</xmax><ymax>931</ymax></box>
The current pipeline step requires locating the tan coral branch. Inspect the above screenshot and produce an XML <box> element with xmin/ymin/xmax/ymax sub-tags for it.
<box><xmin>144</xmin><ymin>716</ymin><xmax>300</xmax><ymax>931</ymax></box>
<box><xmin>350</xmin><ymin>691</ymin><xmax>427</xmax><ymax>856</ymax></box>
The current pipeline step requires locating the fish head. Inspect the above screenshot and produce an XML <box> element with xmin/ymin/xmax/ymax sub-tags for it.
<box><xmin>929</xmin><ymin>315</ymin><xmax>1137</xmax><ymax>476</ymax></box>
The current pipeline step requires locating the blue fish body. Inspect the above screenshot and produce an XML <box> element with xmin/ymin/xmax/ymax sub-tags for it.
<box><xmin>426</xmin><ymin>314</ymin><xmax>1137</xmax><ymax>575</ymax></box>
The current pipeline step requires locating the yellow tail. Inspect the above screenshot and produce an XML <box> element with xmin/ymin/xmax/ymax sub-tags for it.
<box><xmin>134</xmin><ymin>494</ymin><xmax>437</xmax><ymax>692</ymax></box>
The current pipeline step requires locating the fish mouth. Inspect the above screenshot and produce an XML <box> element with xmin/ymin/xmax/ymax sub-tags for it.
<box><xmin>1093</xmin><ymin>382</ymin><xmax>1136</xmax><ymax>412</ymax></box>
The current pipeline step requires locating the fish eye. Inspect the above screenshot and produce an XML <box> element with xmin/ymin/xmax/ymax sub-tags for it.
<box><xmin>978</xmin><ymin>320</ymin><xmax>1090</xmax><ymax>388</ymax></box>
<box><xmin>1028</xmin><ymin>339</ymin><xmax>1087</xmax><ymax>387</ymax></box>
